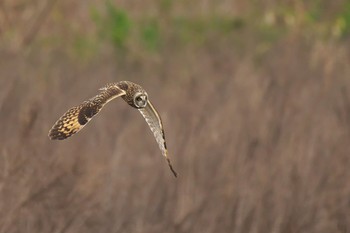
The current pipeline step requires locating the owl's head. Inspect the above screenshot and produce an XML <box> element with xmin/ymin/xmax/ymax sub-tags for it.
<box><xmin>117</xmin><ymin>81</ymin><xmax>148</xmax><ymax>109</ymax></box>
<box><xmin>133</xmin><ymin>92</ymin><xmax>148</xmax><ymax>108</ymax></box>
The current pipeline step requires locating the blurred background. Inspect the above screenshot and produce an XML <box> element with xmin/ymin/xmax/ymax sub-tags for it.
<box><xmin>1</xmin><ymin>0</ymin><xmax>350</xmax><ymax>232</ymax></box>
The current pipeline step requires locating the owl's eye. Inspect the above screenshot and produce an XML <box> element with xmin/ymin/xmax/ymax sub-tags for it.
<box><xmin>136</xmin><ymin>96</ymin><xmax>142</xmax><ymax>102</ymax></box>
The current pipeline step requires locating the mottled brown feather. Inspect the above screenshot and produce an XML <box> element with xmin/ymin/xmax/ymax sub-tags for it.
<box><xmin>49</xmin><ymin>85</ymin><xmax>125</xmax><ymax>140</ymax></box>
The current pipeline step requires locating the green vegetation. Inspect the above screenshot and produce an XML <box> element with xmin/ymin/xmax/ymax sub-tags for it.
<box><xmin>1</xmin><ymin>1</ymin><xmax>350</xmax><ymax>56</ymax></box>
<box><xmin>173</xmin><ymin>16</ymin><xmax>244</xmax><ymax>45</ymax></box>
<box><xmin>335</xmin><ymin>2</ymin><xmax>350</xmax><ymax>38</ymax></box>
<box><xmin>87</xmin><ymin>1</ymin><xmax>350</xmax><ymax>57</ymax></box>
<box><xmin>33</xmin><ymin>1</ymin><xmax>341</xmax><ymax>62</ymax></box>
<box><xmin>91</xmin><ymin>1</ymin><xmax>131</xmax><ymax>50</ymax></box>
<box><xmin>140</xmin><ymin>20</ymin><xmax>161</xmax><ymax>51</ymax></box>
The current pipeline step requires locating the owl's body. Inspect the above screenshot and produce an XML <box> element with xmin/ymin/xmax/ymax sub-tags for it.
<box><xmin>49</xmin><ymin>81</ymin><xmax>177</xmax><ymax>177</ymax></box>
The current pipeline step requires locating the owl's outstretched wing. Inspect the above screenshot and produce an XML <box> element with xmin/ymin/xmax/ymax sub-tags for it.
<box><xmin>49</xmin><ymin>85</ymin><xmax>126</xmax><ymax>140</ymax></box>
<box><xmin>139</xmin><ymin>101</ymin><xmax>177</xmax><ymax>177</ymax></box>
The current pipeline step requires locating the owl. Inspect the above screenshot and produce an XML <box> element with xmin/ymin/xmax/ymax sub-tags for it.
<box><xmin>48</xmin><ymin>81</ymin><xmax>177</xmax><ymax>177</ymax></box>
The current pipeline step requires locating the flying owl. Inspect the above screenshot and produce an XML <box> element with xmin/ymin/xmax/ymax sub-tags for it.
<box><xmin>48</xmin><ymin>81</ymin><xmax>177</xmax><ymax>177</ymax></box>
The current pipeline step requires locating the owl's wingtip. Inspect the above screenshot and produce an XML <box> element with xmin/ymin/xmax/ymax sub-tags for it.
<box><xmin>48</xmin><ymin>133</ymin><xmax>57</xmax><ymax>140</ymax></box>
<box><xmin>173</xmin><ymin>170</ymin><xmax>178</xmax><ymax>178</ymax></box>
<box><xmin>48</xmin><ymin>130</ymin><xmax>54</xmax><ymax>140</ymax></box>
<box><xmin>166</xmin><ymin>157</ymin><xmax>178</xmax><ymax>178</ymax></box>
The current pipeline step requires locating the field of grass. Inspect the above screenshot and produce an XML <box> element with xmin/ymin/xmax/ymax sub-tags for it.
<box><xmin>1</xmin><ymin>1</ymin><xmax>350</xmax><ymax>232</ymax></box>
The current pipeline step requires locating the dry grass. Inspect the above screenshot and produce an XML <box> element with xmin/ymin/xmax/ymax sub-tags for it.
<box><xmin>1</xmin><ymin>1</ymin><xmax>350</xmax><ymax>232</ymax></box>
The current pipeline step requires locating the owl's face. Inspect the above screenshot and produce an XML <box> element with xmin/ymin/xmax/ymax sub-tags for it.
<box><xmin>117</xmin><ymin>81</ymin><xmax>148</xmax><ymax>109</ymax></box>
<box><xmin>133</xmin><ymin>92</ymin><xmax>148</xmax><ymax>108</ymax></box>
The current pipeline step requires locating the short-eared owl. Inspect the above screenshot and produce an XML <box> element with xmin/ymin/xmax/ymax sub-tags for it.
<box><xmin>48</xmin><ymin>81</ymin><xmax>177</xmax><ymax>177</ymax></box>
